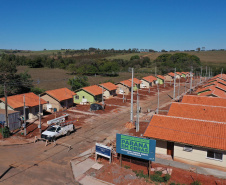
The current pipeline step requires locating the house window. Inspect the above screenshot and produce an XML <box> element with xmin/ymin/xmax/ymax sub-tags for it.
<box><xmin>75</xmin><ymin>95</ymin><xmax>79</xmax><ymax>100</ymax></box>
<box><xmin>82</xmin><ymin>96</ymin><xmax>85</xmax><ymax>99</ymax></box>
<box><xmin>207</xmin><ymin>151</ymin><xmax>223</xmax><ymax>161</ymax></box>
<box><xmin>183</xmin><ymin>145</ymin><xmax>193</xmax><ymax>152</ymax></box>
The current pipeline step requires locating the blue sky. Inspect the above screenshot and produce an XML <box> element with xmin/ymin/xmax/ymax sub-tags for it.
<box><xmin>1</xmin><ymin>0</ymin><xmax>226</xmax><ymax>51</ymax></box>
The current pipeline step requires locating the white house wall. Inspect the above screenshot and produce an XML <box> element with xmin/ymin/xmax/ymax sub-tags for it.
<box><xmin>174</xmin><ymin>143</ymin><xmax>226</xmax><ymax>170</ymax></box>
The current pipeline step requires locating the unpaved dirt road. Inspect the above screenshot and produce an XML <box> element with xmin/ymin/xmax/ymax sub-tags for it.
<box><xmin>0</xmin><ymin>81</ymin><xmax>198</xmax><ymax>185</ymax></box>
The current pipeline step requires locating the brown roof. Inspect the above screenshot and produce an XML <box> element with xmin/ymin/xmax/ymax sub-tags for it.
<box><xmin>128</xmin><ymin>78</ymin><xmax>141</xmax><ymax>84</ymax></box>
<box><xmin>118</xmin><ymin>80</ymin><xmax>135</xmax><ymax>88</ymax></box>
<box><xmin>0</xmin><ymin>109</ymin><xmax>19</xmax><ymax>114</ymax></box>
<box><xmin>83</xmin><ymin>85</ymin><xmax>103</xmax><ymax>96</ymax></box>
<box><xmin>167</xmin><ymin>72</ymin><xmax>176</xmax><ymax>77</ymax></box>
<box><xmin>168</xmin><ymin>102</ymin><xmax>226</xmax><ymax>122</ymax></box>
<box><xmin>45</xmin><ymin>88</ymin><xmax>76</xmax><ymax>102</ymax></box>
<box><xmin>0</xmin><ymin>92</ymin><xmax>47</xmax><ymax>109</ymax></box>
<box><xmin>142</xmin><ymin>76</ymin><xmax>157</xmax><ymax>83</ymax></box>
<box><xmin>157</xmin><ymin>75</ymin><xmax>165</xmax><ymax>80</ymax></box>
<box><xmin>181</xmin><ymin>95</ymin><xmax>226</xmax><ymax>107</ymax></box>
<box><xmin>99</xmin><ymin>82</ymin><xmax>117</xmax><ymax>91</ymax></box>
<box><xmin>144</xmin><ymin>115</ymin><xmax>226</xmax><ymax>151</ymax></box>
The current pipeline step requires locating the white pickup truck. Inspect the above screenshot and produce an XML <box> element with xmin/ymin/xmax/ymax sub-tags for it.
<box><xmin>41</xmin><ymin>124</ymin><xmax>74</xmax><ymax>142</ymax></box>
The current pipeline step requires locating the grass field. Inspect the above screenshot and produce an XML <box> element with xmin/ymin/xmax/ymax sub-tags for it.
<box><xmin>106</xmin><ymin>51</ymin><xmax>226</xmax><ymax>65</ymax></box>
<box><xmin>17</xmin><ymin>66</ymin><xmax>148</xmax><ymax>91</ymax></box>
<box><xmin>105</xmin><ymin>53</ymin><xmax>147</xmax><ymax>60</ymax></box>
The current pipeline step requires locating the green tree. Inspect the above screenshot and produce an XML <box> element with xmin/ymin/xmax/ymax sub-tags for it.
<box><xmin>0</xmin><ymin>59</ymin><xmax>33</xmax><ymax>96</ymax></box>
<box><xmin>130</xmin><ymin>55</ymin><xmax>140</xmax><ymax>60</ymax></box>
<box><xmin>68</xmin><ymin>76</ymin><xmax>89</xmax><ymax>91</ymax></box>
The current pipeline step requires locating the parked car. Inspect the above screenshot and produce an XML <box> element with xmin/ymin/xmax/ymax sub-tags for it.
<box><xmin>90</xmin><ymin>103</ymin><xmax>103</xmax><ymax>111</ymax></box>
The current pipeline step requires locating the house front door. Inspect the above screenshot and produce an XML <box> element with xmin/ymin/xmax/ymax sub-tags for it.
<box><xmin>167</xmin><ymin>142</ymin><xmax>174</xmax><ymax>159</ymax></box>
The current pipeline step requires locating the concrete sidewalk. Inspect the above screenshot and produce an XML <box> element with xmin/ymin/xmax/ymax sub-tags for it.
<box><xmin>155</xmin><ymin>157</ymin><xmax>226</xmax><ymax>179</ymax></box>
<box><xmin>71</xmin><ymin>147</ymin><xmax>114</xmax><ymax>185</ymax></box>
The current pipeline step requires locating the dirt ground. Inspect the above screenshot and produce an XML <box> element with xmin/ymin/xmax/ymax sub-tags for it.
<box><xmin>89</xmin><ymin>156</ymin><xmax>226</xmax><ymax>185</ymax></box>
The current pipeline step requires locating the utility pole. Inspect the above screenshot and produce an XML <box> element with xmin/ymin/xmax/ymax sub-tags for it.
<box><xmin>206</xmin><ymin>66</ymin><xmax>207</xmax><ymax>80</ymax></box>
<box><xmin>4</xmin><ymin>83</ymin><xmax>9</xmax><ymax>128</ymax></box>
<box><xmin>122</xmin><ymin>82</ymin><xmax>125</xmax><ymax>103</ymax></box>
<box><xmin>39</xmin><ymin>94</ymin><xmax>41</xmax><ymax>133</ymax></box>
<box><xmin>190</xmin><ymin>67</ymin><xmax>193</xmax><ymax>94</ymax></box>
<box><xmin>178</xmin><ymin>78</ymin><xmax>180</xmax><ymax>97</ymax></box>
<box><xmin>130</xmin><ymin>68</ymin><xmax>134</xmax><ymax>123</ymax></box>
<box><xmin>148</xmin><ymin>77</ymin><xmax>150</xmax><ymax>93</ymax></box>
<box><xmin>136</xmin><ymin>88</ymin><xmax>139</xmax><ymax>132</ymax></box>
<box><xmin>102</xmin><ymin>86</ymin><xmax>104</xmax><ymax>109</ymax></box>
<box><xmin>157</xmin><ymin>85</ymin><xmax>159</xmax><ymax>114</ymax></box>
<box><xmin>200</xmin><ymin>66</ymin><xmax>202</xmax><ymax>83</ymax></box>
<box><xmin>173</xmin><ymin>68</ymin><xmax>176</xmax><ymax>99</ymax></box>
<box><xmin>155</xmin><ymin>66</ymin><xmax>157</xmax><ymax>76</ymax></box>
<box><xmin>209</xmin><ymin>67</ymin><xmax>210</xmax><ymax>78</ymax></box>
<box><xmin>23</xmin><ymin>95</ymin><xmax>26</xmax><ymax>136</ymax></box>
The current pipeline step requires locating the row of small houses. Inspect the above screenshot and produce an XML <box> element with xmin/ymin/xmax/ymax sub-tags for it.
<box><xmin>144</xmin><ymin>95</ymin><xmax>226</xmax><ymax>171</ymax></box>
<box><xmin>195</xmin><ymin>74</ymin><xmax>226</xmax><ymax>98</ymax></box>
<box><xmin>0</xmin><ymin>71</ymin><xmax>191</xmax><ymax>130</ymax></box>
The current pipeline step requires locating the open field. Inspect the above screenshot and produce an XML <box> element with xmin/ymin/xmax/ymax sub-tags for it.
<box><xmin>105</xmin><ymin>53</ymin><xmax>147</xmax><ymax>60</ymax></box>
<box><xmin>17</xmin><ymin>66</ymin><xmax>150</xmax><ymax>90</ymax></box>
<box><xmin>106</xmin><ymin>50</ymin><xmax>226</xmax><ymax>64</ymax></box>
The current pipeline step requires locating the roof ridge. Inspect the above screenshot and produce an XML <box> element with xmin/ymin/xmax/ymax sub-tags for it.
<box><xmin>155</xmin><ymin>114</ymin><xmax>226</xmax><ymax>124</ymax></box>
<box><xmin>174</xmin><ymin>102</ymin><xmax>226</xmax><ymax>108</ymax></box>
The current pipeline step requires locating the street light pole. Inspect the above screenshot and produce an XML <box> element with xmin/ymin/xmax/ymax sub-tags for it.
<box><xmin>130</xmin><ymin>68</ymin><xmax>134</xmax><ymax>123</ymax></box>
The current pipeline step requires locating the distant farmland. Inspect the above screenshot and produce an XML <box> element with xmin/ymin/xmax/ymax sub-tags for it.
<box><xmin>106</xmin><ymin>50</ymin><xmax>226</xmax><ymax>65</ymax></box>
<box><xmin>17</xmin><ymin>66</ymin><xmax>147</xmax><ymax>91</ymax></box>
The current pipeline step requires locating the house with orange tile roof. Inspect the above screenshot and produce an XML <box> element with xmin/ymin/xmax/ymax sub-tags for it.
<box><xmin>116</xmin><ymin>80</ymin><xmax>136</xmax><ymax>95</ymax></box>
<box><xmin>168</xmin><ymin>102</ymin><xmax>226</xmax><ymax>122</ymax></box>
<box><xmin>181</xmin><ymin>95</ymin><xmax>226</xmax><ymax>107</ymax></box>
<box><xmin>140</xmin><ymin>76</ymin><xmax>157</xmax><ymax>88</ymax></box>
<box><xmin>156</xmin><ymin>75</ymin><xmax>165</xmax><ymax>84</ymax></box>
<box><xmin>41</xmin><ymin>88</ymin><xmax>75</xmax><ymax>112</ymax></box>
<box><xmin>98</xmin><ymin>82</ymin><xmax>117</xmax><ymax>98</ymax></box>
<box><xmin>128</xmin><ymin>78</ymin><xmax>141</xmax><ymax>89</ymax></box>
<box><xmin>143</xmin><ymin>114</ymin><xmax>226</xmax><ymax>170</ymax></box>
<box><xmin>74</xmin><ymin>85</ymin><xmax>103</xmax><ymax>104</ymax></box>
<box><xmin>164</xmin><ymin>72</ymin><xmax>181</xmax><ymax>81</ymax></box>
<box><xmin>0</xmin><ymin>92</ymin><xmax>47</xmax><ymax>120</ymax></box>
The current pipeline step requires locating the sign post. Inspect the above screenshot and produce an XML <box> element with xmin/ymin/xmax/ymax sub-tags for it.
<box><xmin>116</xmin><ymin>134</ymin><xmax>156</xmax><ymax>170</ymax></box>
<box><xmin>95</xmin><ymin>143</ymin><xmax>112</xmax><ymax>163</ymax></box>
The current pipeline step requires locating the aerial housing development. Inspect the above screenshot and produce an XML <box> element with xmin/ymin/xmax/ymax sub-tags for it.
<box><xmin>1</xmin><ymin>1</ymin><xmax>226</xmax><ymax>183</ymax></box>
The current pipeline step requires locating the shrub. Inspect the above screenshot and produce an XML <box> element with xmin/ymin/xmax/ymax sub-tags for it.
<box><xmin>191</xmin><ymin>180</ymin><xmax>202</xmax><ymax>185</ymax></box>
<box><xmin>2</xmin><ymin>126</ymin><xmax>10</xmax><ymax>138</ymax></box>
<box><xmin>124</xmin><ymin>165</ymin><xmax>130</xmax><ymax>169</ymax></box>
<box><xmin>150</xmin><ymin>174</ymin><xmax>164</xmax><ymax>182</ymax></box>
<box><xmin>170</xmin><ymin>183</ymin><xmax>176</xmax><ymax>185</ymax></box>
<box><xmin>164</xmin><ymin>174</ymin><xmax>171</xmax><ymax>182</ymax></box>
<box><xmin>154</xmin><ymin>171</ymin><xmax>162</xmax><ymax>176</ymax></box>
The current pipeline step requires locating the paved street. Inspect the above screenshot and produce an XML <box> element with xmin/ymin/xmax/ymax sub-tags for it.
<box><xmin>0</xmin><ymin>81</ymin><xmax>196</xmax><ymax>185</ymax></box>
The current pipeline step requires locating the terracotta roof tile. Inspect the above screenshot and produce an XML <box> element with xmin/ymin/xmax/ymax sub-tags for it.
<box><xmin>83</xmin><ymin>85</ymin><xmax>103</xmax><ymax>96</ymax></box>
<box><xmin>142</xmin><ymin>76</ymin><xmax>157</xmax><ymax>83</ymax></box>
<box><xmin>0</xmin><ymin>92</ymin><xmax>47</xmax><ymax>109</ymax></box>
<box><xmin>45</xmin><ymin>88</ymin><xmax>76</xmax><ymax>102</ymax></box>
<box><xmin>167</xmin><ymin>72</ymin><xmax>176</xmax><ymax>77</ymax></box>
<box><xmin>181</xmin><ymin>95</ymin><xmax>226</xmax><ymax>107</ymax></box>
<box><xmin>143</xmin><ymin>115</ymin><xmax>226</xmax><ymax>151</ymax></box>
<box><xmin>157</xmin><ymin>75</ymin><xmax>165</xmax><ymax>80</ymax></box>
<box><xmin>129</xmin><ymin>78</ymin><xmax>141</xmax><ymax>84</ymax></box>
<box><xmin>99</xmin><ymin>82</ymin><xmax>117</xmax><ymax>91</ymax></box>
<box><xmin>118</xmin><ymin>80</ymin><xmax>135</xmax><ymax>88</ymax></box>
<box><xmin>168</xmin><ymin>102</ymin><xmax>226</xmax><ymax>122</ymax></box>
